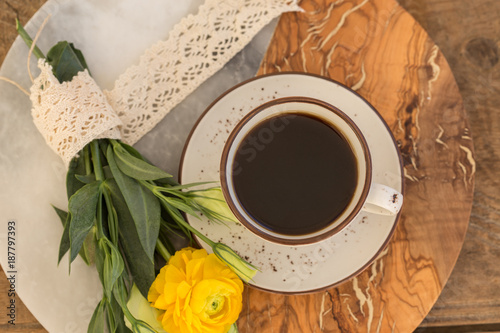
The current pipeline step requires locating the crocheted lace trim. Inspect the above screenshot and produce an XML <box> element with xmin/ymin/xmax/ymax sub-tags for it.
<box><xmin>30</xmin><ymin>0</ymin><xmax>301</xmax><ymax>166</ymax></box>
<box><xmin>30</xmin><ymin>61</ymin><xmax>122</xmax><ymax>166</ymax></box>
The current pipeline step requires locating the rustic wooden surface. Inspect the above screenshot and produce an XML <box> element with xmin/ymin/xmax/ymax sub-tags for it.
<box><xmin>241</xmin><ymin>0</ymin><xmax>474</xmax><ymax>332</ymax></box>
<box><xmin>398</xmin><ymin>0</ymin><xmax>500</xmax><ymax>329</ymax></box>
<box><xmin>0</xmin><ymin>0</ymin><xmax>498</xmax><ymax>332</ymax></box>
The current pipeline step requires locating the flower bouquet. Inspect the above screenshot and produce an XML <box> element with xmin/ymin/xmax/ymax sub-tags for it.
<box><xmin>3</xmin><ymin>1</ymin><xmax>302</xmax><ymax>331</ymax></box>
<box><xmin>14</xmin><ymin>16</ymin><xmax>259</xmax><ymax>333</ymax></box>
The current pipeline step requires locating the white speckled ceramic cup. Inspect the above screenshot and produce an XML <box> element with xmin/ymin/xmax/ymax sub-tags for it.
<box><xmin>220</xmin><ymin>97</ymin><xmax>403</xmax><ymax>245</ymax></box>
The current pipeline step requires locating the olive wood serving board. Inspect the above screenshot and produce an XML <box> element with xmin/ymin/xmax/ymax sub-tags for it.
<box><xmin>237</xmin><ymin>0</ymin><xmax>475</xmax><ymax>332</ymax></box>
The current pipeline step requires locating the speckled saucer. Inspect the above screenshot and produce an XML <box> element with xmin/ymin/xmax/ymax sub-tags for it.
<box><xmin>180</xmin><ymin>72</ymin><xmax>404</xmax><ymax>294</ymax></box>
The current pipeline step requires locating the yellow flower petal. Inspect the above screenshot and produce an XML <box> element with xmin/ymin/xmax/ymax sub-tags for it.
<box><xmin>204</xmin><ymin>254</ymin><xmax>244</xmax><ymax>293</ymax></box>
<box><xmin>186</xmin><ymin>257</ymin><xmax>205</xmax><ymax>285</ymax></box>
<box><xmin>152</xmin><ymin>293</ymin><xmax>169</xmax><ymax>310</ymax></box>
<box><xmin>147</xmin><ymin>247</ymin><xmax>243</xmax><ymax>333</ymax></box>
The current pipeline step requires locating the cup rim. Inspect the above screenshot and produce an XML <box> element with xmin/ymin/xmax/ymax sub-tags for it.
<box><xmin>220</xmin><ymin>96</ymin><xmax>372</xmax><ymax>245</ymax></box>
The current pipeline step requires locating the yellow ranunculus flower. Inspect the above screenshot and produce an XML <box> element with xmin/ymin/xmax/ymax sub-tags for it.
<box><xmin>148</xmin><ymin>248</ymin><xmax>243</xmax><ymax>333</ymax></box>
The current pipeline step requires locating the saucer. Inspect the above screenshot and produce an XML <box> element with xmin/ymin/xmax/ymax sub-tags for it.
<box><xmin>180</xmin><ymin>72</ymin><xmax>404</xmax><ymax>294</ymax></box>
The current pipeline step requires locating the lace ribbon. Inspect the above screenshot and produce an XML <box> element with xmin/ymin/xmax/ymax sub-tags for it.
<box><xmin>30</xmin><ymin>0</ymin><xmax>301</xmax><ymax>167</ymax></box>
<box><xmin>30</xmin><ymin>61</ymin><xmax>122</xmax><ymax>165</ymax></box>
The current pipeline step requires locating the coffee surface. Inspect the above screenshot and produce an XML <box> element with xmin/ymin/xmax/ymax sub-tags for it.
<box><xmin>232</xmin><ymin>113</ymin><xmax>358</xmax><ymax>235</ymax></box>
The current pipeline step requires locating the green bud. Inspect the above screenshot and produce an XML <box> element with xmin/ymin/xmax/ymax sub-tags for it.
<box><xmin>212</xmin><ymin>242</ymin><xmax>258</xmax><ymax>283</ymax></box>
<box><xmin>189</xmin><ymin>188</ymin><xmax>238</xmax><ymax>223</ymax></box>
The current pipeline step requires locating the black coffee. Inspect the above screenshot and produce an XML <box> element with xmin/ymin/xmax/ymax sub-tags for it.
<box><xmin>232</xmin><ymin>113</ymin><xmax>358</xmax><ymax>236</ymax></box>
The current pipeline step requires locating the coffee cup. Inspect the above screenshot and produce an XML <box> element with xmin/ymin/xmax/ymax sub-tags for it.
<box><xmin>220</xmin><ymin>97</ymin><xmax>403</xmax><ymax>245</ymax></box>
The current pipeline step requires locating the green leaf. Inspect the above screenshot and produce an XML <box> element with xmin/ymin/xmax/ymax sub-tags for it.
<box><xmin>103</xmin><ymin>165</ymin><xmax>114</xmax><ymax>180</ymax></box>
<box><xmin>54</xmin><ymin>206</ymin><xmax>71</xmax><ymax>264</ymax></box>
<box><xmin>107</xmin><ymin>146</ymin><xmax>160</xmax><ymax>263</ymax></box>
<box><xmin>46</xmin><ymin>41</ymin><xmax>90</xmax><ymax>83</ymax></box>
<box><xmin>75</xmin><ymin>173</ymin><xmax>96</xmax><ymax>184</ymax></box>
<box><xmin>68</xmin><ymin>181</ymin><xmax>101</xmax><ymax>263</ymax></box>
<box><xmin>94</xmin><ymin>235</ymin><xmax>106</xmax><ymax>286</ymax></box>
<box><xmin>117</xmin><ymin>141</ymin><xmax>178</xmax><ymax>185</ymax></box>
<box><xmin>117</xmin><ymin>141</ymin><xmax>144</xmax><ymax>160</ymax></box>
<box><xmin>154</xmin><ymin>177</ymin><xmax>180</xmax><ymax>187</ymax></box>
<box><xmin>71</xmin><ymin>46</ymin><xmax>89</xmax><ymax>70</ymax></box>
<box><xmin>108</xmin><ymin>292</ymin><xmax>129</xmax><ymax>333</ymax></box>
<box><xmin>54</xmin><ymin>205</ymin><xmax>94</xmax><ymax>266</ymax></box>
<box><xmin>106</xmin><ymin>179</ymin><xmax>156</xmax><ymax>298</ymax></box>
<box><xmin>112</xmin><ymin>142</ymin><xmax>172</xmax><ymax>181</ymax></box>
<box><xmin>101</xmin><ymin>185</ymin><xmax>119</xmax><ymax>244</ymax></box>
<box><xmin>88</xmin><ymin>300</ymin><xmax>106</xmax><ymax>333</ymax></box>
<box><xmin>106</xmin><ymin>299</ymin><xmax>117</xmax><ymax>333</ymax></box>
<box><xmin>81</xmin><ymin>228</ymin><xmax>97</xmax><ymax>266</ymax></box>
<box><xmin>111</xmin><ymin>279</ymin><xmax>128</xmax><ymax>310</ymax></box>
<box><xmin>156</xmin><ymin>181</ymin><xmax>215</xmax><ymax>192</ymax></box>
<box><xmin>53</xmin><ymin>205</ymin><xmax>68</xmax><ymax>223</ymax></box>
<box><xmin>66</xmin><ymin>153</ymin><xmax>87</xmax><ymax>198</ymax></box>
<box><xmin>100</xmin><ymin>238</ymin><xmax>124</xmax><ymax>302</ymax></box>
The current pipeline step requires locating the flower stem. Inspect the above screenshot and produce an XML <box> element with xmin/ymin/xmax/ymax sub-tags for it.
<box><xmin>90</xmin><ymin>141</ymin><xmax>104</xmax><ymax>181</ymax></box>
<box><xmin>83</xmin><ymin>145</ymin><xmax>92</xmax><ymax>175</ymax></box>
<box><xmin>159</xmin><ymin>197</ymin><xmax>215</xmax><ymax>247</ymax></box>
<box><xmin>103</xmin><ymin>188</ymin><xmax>118</xmax><ymax>245</ymax></box>
<box><xmin>139</xmin><ymin>179</ymin><xmax>156</xmax><ymax>192</ymax></box>
<box><xmin>156</xmin><ymin>239</ymin><xmax>171</xmax><ymax>262</ymax></box>
<box><xmin>15</xmin><ymin>18</ymin><xmax>45</xmax><ymax>60</ymax></box>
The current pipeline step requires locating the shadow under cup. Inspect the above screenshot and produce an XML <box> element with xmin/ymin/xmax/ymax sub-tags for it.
<box><xmin>220</xmin><ymin>97</ymin><xmax>372</xmax><ymax>245</ymax></box>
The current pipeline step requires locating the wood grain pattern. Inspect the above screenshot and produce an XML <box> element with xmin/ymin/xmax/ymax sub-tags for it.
<box><xmin>3</xmin><ymin>0</ymin><xmax>497</xmax><ymax>331</ymax></box>
<box><xmin>238</xmin><ymin>0</ymin><xmax>473</xmax><ymax>332</ymax></box>
<box><xmin>398</xmin><ymin>0</ymin><xmax>500</xmax><ymax>327</ymax></box>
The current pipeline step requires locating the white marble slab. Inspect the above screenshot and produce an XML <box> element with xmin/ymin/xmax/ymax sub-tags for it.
<box><xmin>0</xmin><ymin>0</ymin><xmax>276</xmax><ymax>331</ymax></box>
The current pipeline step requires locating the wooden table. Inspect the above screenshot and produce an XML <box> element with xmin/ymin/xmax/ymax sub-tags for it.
<box><xmin>0</xmin><ymin>0</ymin><xmax>499</xmax><ymax>332</ymax></box>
